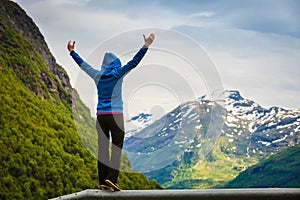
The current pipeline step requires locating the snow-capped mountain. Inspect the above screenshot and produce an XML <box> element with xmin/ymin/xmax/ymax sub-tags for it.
<box><xmin>125</xmin><ymin>113</ymin><xmax>153</xmax><ymax>138</ymax></box>
<box><xmin>223</xmin><ymin>90</ymin><xmax>300</xmax><ymax>156</ymax></box>
<box><xmin>123</xmin><ymin>90</ymin><xmax>300</xmax><ymax>188</ymax></box>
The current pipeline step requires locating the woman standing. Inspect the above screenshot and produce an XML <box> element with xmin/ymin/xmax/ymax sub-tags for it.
<box><xmin>67</xmin><ymin>33</ymin><xmax>155</xmax><ymax>191</ymax></box>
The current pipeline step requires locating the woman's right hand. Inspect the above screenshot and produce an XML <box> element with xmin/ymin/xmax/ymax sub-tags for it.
<box><xmin>143</xmin><ymin>33</ymin><xmax>155</xmax><ymax>48</ymax></box>
<box><xmin>67</xmin><ymin>41</ymin><xmax>75</xmax><ymax>52</ymax></box>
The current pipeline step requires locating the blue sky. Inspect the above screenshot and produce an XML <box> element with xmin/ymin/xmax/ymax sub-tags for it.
<box><xmin>13</xmin><ymin>0</ymin><xmax>300</xmax><ymax>117</ymax></box>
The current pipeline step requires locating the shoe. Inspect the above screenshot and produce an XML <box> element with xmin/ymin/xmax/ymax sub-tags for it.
<box><xmin>105</xmin><ymin>179</ymin><xmax>122</xmax><ymax>191</ymax></box>
<box><xmin>99</xmin><ymin>184</ymin><xmax>113</xmax><ymax>191</ymax></box>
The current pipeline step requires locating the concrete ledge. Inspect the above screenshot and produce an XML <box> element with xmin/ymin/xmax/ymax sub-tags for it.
<box><xmin>50</xmin><ymin>188</ymin><xmax>300</xmax><ymax>200</ymax></box>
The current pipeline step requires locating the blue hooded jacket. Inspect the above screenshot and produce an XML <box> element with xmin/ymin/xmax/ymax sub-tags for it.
<box><xmin>70</xmin><ymin>46</ymin><xmax>148</xmax><ymax>115</ymax></box>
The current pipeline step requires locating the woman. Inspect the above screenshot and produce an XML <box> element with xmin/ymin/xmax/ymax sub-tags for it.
<box><xmin>67</xmin><ymin>33</ymin><xmax>155</xmax><ymax>191</ymax></box>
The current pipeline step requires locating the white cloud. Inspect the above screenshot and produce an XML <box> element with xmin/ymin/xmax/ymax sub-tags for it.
<box><xmin>29</xmin><ymin>1</ymin><xmax>144</xmax><ymax>33</ymax></box>
<box><xmin>41</xmin><ymin>0</ymin><xmax>91</xmax><ymax>6</ymax></box>
<box><xmin>188</xmin><ymin>11</ymin><xmax>216</xmax><ymax>18</ymax></box>
<box><xmin>174</xmin><ymin>25</ymin><xmax>300</xmax><ymax>109</ymax></box>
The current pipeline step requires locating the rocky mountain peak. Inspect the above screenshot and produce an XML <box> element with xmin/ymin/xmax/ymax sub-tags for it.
<box><xmin>225</xmin><ymin>90</ymin><xmax>244</xmax><ymax>101</ymax></box>
<box><xmin>0</xmin><ymin>0</ymin><xmax>72</xmax><ymax>103</ymax></box>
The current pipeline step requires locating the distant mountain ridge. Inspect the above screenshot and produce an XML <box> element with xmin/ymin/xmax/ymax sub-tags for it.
<box><xmin>124</xmin><ymin>90</ymin><xmax>300</xmax><ymax>188</ymax></box>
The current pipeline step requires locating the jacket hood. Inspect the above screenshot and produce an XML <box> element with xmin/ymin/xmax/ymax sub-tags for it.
<box><xmin>100</xmin><ymin>52</ymin><xmax>121</xmax><ymax>70</ymax></box>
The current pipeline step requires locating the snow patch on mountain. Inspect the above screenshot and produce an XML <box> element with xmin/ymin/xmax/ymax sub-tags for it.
<box><xmin>224</xmin><ymin>90</ymin><xmax>266</xmax><ymax>122</ymax></box>
<box><xmin>125</xmin><ymin>113</ymin><xmax>153</xmax><ymax>137</ymax></box>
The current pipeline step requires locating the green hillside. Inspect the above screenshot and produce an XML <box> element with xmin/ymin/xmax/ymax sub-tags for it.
<box><xmin>148</xmin><ymin>136</ymin><xmax>258</xmax><ymax>189</ymax></box>
<box><xmin>224</xmin><ymin>143</ymin><xmax>300</xmax><ymax>188</ymax></box>
<box><xmin>144</xmin><ymin>103</ymin><xmax>260</xmax><ymax>189</ymax></box>
<box><xmin>0</xmin><ymin>1</ymin><xmax>161</xmax><ymax>200</ymax></box>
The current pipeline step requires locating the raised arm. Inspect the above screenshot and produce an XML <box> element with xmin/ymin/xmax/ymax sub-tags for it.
<box><xmin>114</xmin><ymin>33</ymin><xmax>155</xmax><ymax>78</ymax></box>
<box><xmin>67</xmin><ymin>41</ymin><xmax>99</xmax><ymax>82</ymax></box>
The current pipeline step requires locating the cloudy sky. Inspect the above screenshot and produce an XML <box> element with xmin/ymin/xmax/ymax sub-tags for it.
<box><xmin>13</xmin><ymin>0</ymin><xmax>300</xmax><ymax>117</ymax></box>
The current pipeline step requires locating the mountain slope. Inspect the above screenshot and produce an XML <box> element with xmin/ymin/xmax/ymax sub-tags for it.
<box><xmin>124</xmin><ymin>90</ymin><xmax>300</xmax><ymax>189</ymax></box>
<box><xmin>0</xmin><ymin>0</ymin><xmax>72</xmax><ymax>102</ymax></box>
<box><xmin>224</xmin><ymin>143</ymin><xmax>300</xmax><ymax>188</ymax></box>
<box><xmin>0</xmin><ymin>1</ymin><xmax>161</xmax><ymax>200</ymax></box>
<box><xmin>125</xmin><ymin>113</ymin><xmax>153</xmax><ymax>138</ymax></box>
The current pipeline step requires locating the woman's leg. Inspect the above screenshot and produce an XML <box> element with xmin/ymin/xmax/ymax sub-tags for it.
<box><xmin>96</xmin><ymin>115</ymin><xmax>110</xmax><ymax>186</ymax></box>
<box><xmin>107</xmin><ymin>114</ymin><xmax>125</xmax><ymax>184</ymax></box>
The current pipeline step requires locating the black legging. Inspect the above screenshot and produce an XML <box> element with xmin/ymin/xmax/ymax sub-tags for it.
<box><xmin>96</xmin><ymin>114</ymin><xmax>125</xmax><ymax>185</ymax></box>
